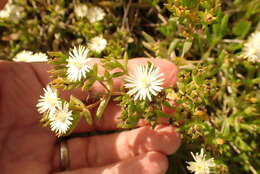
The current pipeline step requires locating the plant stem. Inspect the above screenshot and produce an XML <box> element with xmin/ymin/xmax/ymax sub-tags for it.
<box><xmin>86</xmin><ymin>100</ymin><xmax>102</xmax><ymax>109</ymax></box>
<box><xmin>98</xmin><ymin>80</ymin><xmax>110</xmax><ymax>92</ymax></box>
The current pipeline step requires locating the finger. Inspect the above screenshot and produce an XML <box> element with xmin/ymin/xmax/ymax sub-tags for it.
<box><xmin>55</xmin><ymin>151</ymin><xmax>168</xmax><ymax>174</ymax></box>
<box><xmin>31</xmin><ymin>58</ymin><xmax>178</xmax><ymax>96</ymax></box>
<box><xmin>53</xmin><ymin>125</ymin><xmax>180</xmax><ymax>170</ymax></box>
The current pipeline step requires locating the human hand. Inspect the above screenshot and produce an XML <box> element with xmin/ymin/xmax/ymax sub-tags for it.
<box><xmin>0</xmin><ymin>58</ymin><xmax>181</xmax><ymax>174</ymax></box>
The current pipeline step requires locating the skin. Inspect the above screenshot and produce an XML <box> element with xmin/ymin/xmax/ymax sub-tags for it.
<box><xmin>0</xmin><ymin>0</ymin><xmax>7</xmax><ymax>9</ymax></box>
<box><xmin>0</xmin><ymin>58</ymin><xmax>181</xmax><ymax>174</ymax></box>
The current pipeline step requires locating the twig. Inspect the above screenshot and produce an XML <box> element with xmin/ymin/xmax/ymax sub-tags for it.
<box><xmin>111</xmin><ymin>92</ymin><xmax>123</xmax><ymax>96</ymax></box>
<box><xmin>142</xmin><ymin>23</ymin><xmax>161</xmax><ymax>27</ymax></box>
<box><xmin>130</xmin><ymin>0</ymin><xmax>140</xmax><ymax>31</ymax></box>
<box><xmin>121</xmin><ymin>0</ymin><xmax>132</xmax><ymax>31</ymax></box>
<box><xmin>222</xmin><ymin>39</ymin><xmax>244</xmax><ymax>44</ymax></box>
<box><xmin>155</xmin><ymin>5</ymin><xmax>168</xmax><ymax>25</ymax></box>
<box><xmin>207</xmin><ymin>112</ymin><xmax>257</xmax><ymax>174</ymax></box>
<box><xmin>229</xmin><ymin>142</ymin><xmax>258</xmax><ymax>174</ymax></box>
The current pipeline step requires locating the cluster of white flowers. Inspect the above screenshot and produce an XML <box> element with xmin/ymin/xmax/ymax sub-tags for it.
<box><xmin>242</xmin><ymin>31</ymin><xmax>260</xmax><ymax>63</ymax></box>
<box><xmin>186</xmin><ymin>148</ymin><xmax>216</xmax><ymax>174</ymax></box>
<box><xmin>89</xmin><ymin>36</ymin><xmax>107</xmax><ymax>53</ymax></box>
<box><xmin>124</xmin><ymin>64</ymin><xmax>164</xmax><ymax>101</ymax></box>
<box><xmin>74</xmin><ymin>4</ymin><xmax>106</xmax><ymax>23</ymax></box>
<box><xmin>0</xmin><ymin>0</ymin><xmax>23</xmax><ymax>20</ymax></box>
<box><xmin>36</xmin><ymin>44</ymin><xmax>166</xmax><ymax>136</ymax></box>
<box><xmin>36</xmin><ymin>86</ymin><xmax>73</xmax><ymax>136</ymax></box>
<box><xmin>13</xmin><ymin>50</ymin><xmax>48</xmax><ymax>62</ymax></box>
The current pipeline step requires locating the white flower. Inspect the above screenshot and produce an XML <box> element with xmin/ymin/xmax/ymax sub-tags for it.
<box><xmin>66</xmin><ymin>45</ymin><xmax>91</xmax><ymax>82</ymax></box>
<box><xmin>242</xmin><ymin>32</ymin><xmax>260</xmax><ymax>63</ymax></box>
<box><xmin>50</xmin><ymin>102</ymin><xmax>73</xmax><ymax>136</ymax></box>
<box><xmin>36</xmin><ymin>85</ymin><xmax>62</xmax><ymax>117</ymax></box>
<box><xmin>89</xmin><ymin>36</ymin><xmax>107</xmax><ymax>53</ymax></box>
<box><xmin>29</xmin><ymin>52</ymin><xmax>48</xmax><ymax>62</ymax></box>
<box><xmin>0</xmin><ymin>1</ymin><xmax>23</xmax><ymax>20</ymax></box>
<box><xmin>13</xmin><ymin>50</ymin><xmax>48</xmax><ymax>62</ymax></box>
<box><xmin>74</xmin><ymin>4</ymin><xmax>88</xmax><ymax>18</ymax></box>
<box><xmin>13</xmin><ymin>50</ymin><xmax>33</xmax><ymax>62</ymax></box>
<box><xmin>0</xmin><ymin>3</ymin><xmax>12</xmax><ymax>18</ymax></box>
<box><xmin>124</xmin><ymin>64</ymin><xmax>164</xmax><ymax>101</ymax></box>
<box><xmin>187</xmin><ymin>149</ymin><xmax>216</xmax><ymax>174</ymax></box>
<box><xmin>86</xmin><ymin>6</ymin><xmax>105</xmax><ymax>23</ymax></box>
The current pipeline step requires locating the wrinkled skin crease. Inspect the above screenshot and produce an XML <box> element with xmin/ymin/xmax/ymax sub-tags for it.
<box><xmin>0</xmin><ymin>62</ymin><xmax>56</xmax><ymax>174</ymax></box>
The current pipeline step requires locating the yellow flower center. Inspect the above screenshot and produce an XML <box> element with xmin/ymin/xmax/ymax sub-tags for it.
<box><xmin>140</xmin><ymin>77</ymin><xmax>151</xmax><ymax>88</ymax></box>
<box><xmin>46</xmin><ymin>97</ymin><xmax>58</xmax><ymax>106</ymax></box>
<box><xmin>56</xmin><ymin>112</ymin><xmax>67</xmax><ymax>123</ymax></box>
<box><xmin>251</xmin><ymin>48</ymin><xmax>257</xmax><ymax>54</ymax></box>
<box><xmin>73</xmin><ymin>61</ymin><xmax>84</xmax><ymax>69</ymax></box>
<box><xmin>194</xmin><ymin>161</ymin><xmax>206</xmax><ymax>173</ymax></box>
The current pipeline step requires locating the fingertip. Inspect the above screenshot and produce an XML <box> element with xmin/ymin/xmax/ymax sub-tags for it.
<box><xmin>157</xmin><ymin>59</ymin><xmax>179</xmax><ymax>87</ymax></box>
<box><xmin>143</xmin><ymin>151</ymin><xmax>169</xmax><ymax>174</ymax></box>
<box><xmin>155</xmin><ymin>125</ymin><xmax>181</xmax><ymax>154</ymax></box>
<box><xmin>127</xmin><ymin>125</ymin><xmax>181</xmax><ymax>156</ymax></box>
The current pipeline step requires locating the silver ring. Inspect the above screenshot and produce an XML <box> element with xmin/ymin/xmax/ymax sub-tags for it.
<box><xmin>60</xmin><ymin>141</ymin><xmax>69</xmax><ymax>171</ymax></box>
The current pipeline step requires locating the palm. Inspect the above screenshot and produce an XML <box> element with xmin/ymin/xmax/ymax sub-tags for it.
<box><xmin>0</xmin><ymin>62</ymin><xmax>56</xmax><ymax>173</ymax></box>
<box><xmin>0</xmin><ymin>59</ymin><xmax>181</xmax><ymax>174</ymax></box>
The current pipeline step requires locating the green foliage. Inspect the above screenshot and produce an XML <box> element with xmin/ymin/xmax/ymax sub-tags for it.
<box><xmin>171</xmin><ymin>57</ymin><xmax>259</xmax><ymax>174</ymax></box>
<box><xmin>118</xmin><ymin>90</ymin><xmax>173</xmax><ymax>128</ymax></box>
